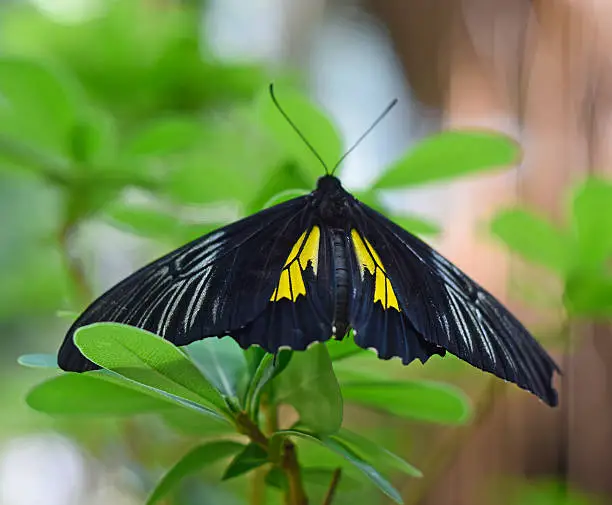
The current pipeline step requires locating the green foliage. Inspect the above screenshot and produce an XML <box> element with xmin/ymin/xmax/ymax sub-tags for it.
<box><xmin>340</xmin><ymin>380</ymin><xmax>471</xmax><ymax>424</ymax></box>
<box><xmin>4</xmin><ymin>5</ymin><xmax>535</xmax><ymax>502</ymax></box>
<box><xmin>275</xmin><ymin>343</ymin><xmax>343</xmax><ymax>435</ymax></box>
<box><xmin>147</xmin><ymin>441</ymin><xmax>245</xmax><ymax>505</ymax></box>
<box><xmin>491</xmin><ymin>177</ymin><xmax>612</xmax><ymax>318</ymax></box>
<box><xmin>373</xmin><ymin>130</ymin><xmax>520</xmax><ymax>188</ymax></box>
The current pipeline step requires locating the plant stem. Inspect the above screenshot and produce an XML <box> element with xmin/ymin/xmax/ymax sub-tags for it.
<box><xmin>281</xmin><ymin>438</ymin><xmax>308</xmax><ymax>505</ymax></box>
<box><xmin>59</xmin><ymin>222</ymin><xmax>91</xmax><ymax>303</ymax></box>
<box><xmin>322</xmin><ymin>468</ymin><xmax>342</xmax><ymax>505</ymax></box>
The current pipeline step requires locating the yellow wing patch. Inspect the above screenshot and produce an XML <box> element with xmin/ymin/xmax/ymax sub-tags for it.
<box><xmin>270</xmin><ymin>227</ymin><xmax>320</xmax><ymax>302</ymax></box>
<box><xmin>351</xmin><ymin>229</ymin><xmax>400</xmax><ymax>311</ymax></box>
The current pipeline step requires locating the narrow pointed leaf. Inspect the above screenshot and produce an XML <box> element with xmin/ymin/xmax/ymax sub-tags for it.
<box><xmin>274</xmin><ymin>430</ymin><xmax>403</xmax><ymax>504</ymax></box>
<box><xmin>335</xmin><ymin>429</ymin><xmax>421</xmax><ymax>477</ymax></box>
<box><xmin>374</xmin><ymin>130</ymin><xmax>520</xmax><ymax>188</ymax></box>
<box><xmin>74</xmin><ymin>323</ymin><xmax>227</xmax><ymax>413</ymax></box>
<box><xmin>146</xmin><ymin>441</ymin><xmax>244</xmax><ymax>505</ymax></box>
<box><xmin>341</xmin><ymin>380</ymin><xmax>470</xmax><ymax>424</ymax></box>
<box><xmin>326</xmin><ymin>332</ymin><xmax>364</xmax><ymax>362</ymax></box>
<box><xmin>222</xmin><ymin>443</ymin><xmax>269</xmax><ymax>480</ymax></box>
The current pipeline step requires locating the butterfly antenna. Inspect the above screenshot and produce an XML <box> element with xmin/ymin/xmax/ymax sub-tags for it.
<box><xmin>269</xmin><ymin>83</ymin><xmax>330</xmax><ymax>175</ymax></box>
<box><xmin>330</xmin><ymin>98</ymin><xmax>398</xmax><ymax>176</ymax></box>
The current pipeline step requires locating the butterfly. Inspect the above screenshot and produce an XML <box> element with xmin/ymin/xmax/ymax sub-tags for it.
<box><xmin>58</xmin><ymin>86</ymin><xmax>560</xmax><ymax>406</ymax></box>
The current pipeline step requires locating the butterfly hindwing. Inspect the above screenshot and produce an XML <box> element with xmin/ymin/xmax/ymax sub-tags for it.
<box><xmin>349</xmin><ymin>200</ymin><xmax>559</xmax><ymax>406</ymax></box>
<box><xmin>58</xmin><ymin>197</ymin><xmax>314</xmax><ymax>372</ymax></box>
<box><xmin>232</xmin><ymin>224</ymin><xmax>335</xmax><ymax>352</ymax></box>
<box><xmin>347</xmin><ymin>228</ymin><xmax>445</xmax><ymax>365</ymax></box>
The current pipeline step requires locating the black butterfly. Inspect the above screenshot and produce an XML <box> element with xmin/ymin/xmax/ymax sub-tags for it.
<box><xmin>58</xmin><ymin>87</ymin><xmax>560</xmax><ymax>406</ymax></box>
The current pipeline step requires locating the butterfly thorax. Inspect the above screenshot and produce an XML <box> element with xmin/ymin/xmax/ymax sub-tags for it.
<box><xmin>314</xmin><ymin>175</ymin><xmax>352</xmax><ymax>227</ymax></box>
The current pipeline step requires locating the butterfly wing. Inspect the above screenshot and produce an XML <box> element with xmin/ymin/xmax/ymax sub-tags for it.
<box><xmin>59</xmin><ymin>196</ymin><xmax>316</xmax><ymax>372</ymax></box>
<box><xmin>348</xmin><ymin>201</ymin><xmax>560</xmax><ymax>406</ymax></box>
<box><xmin>231</xmin><ymin>223</ymin><xmax>335</xmax><ymax>352</ymax></box>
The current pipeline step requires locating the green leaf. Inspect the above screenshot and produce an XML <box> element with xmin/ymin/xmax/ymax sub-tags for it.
<box><xmin>146</xmin><ymin>441</ymin><xmax>244</xmax><ymax>505</ymax></box>
<box><xmin>70</xmin><ymin>108</ymin><xmax>116</xmax><ymax>165</ymax></box>
<box><xmin>326</xmin><ymin>332</ymin><xmax>364</xmax><ymax>362</ymax></box>
<box><xmin>275</xmin><ymin>429</ymin><xmax>403</xmax><ymax>504</ymax></box>
<box><xmin>334</xmin><ymin>429</ymin><xmax>421</xmax><ymax>478</ymax></box>
<box><xmin>374</xmin><ymin>130</ymin><xmax>520</xmax><ymax>189</ymax></box>
<box><xmin>341</xmin><ymin>380</ymin><xmax>470</xmax><ymax>425</ymax></box>
<box><xmin>262</xmin><ymin>189</ymin><xmax>310</xmax><ymax>209</ymax></box>
<box><xmin>572</xmin><ymin>178</ymin><xmax>612</xmax><ymax>268</ymax></box>
<box><xmin>259</xmin><ymin>87</ymin><xmax>342</xmax><ymax>183</ymax></box>
<box><xmin>26</xmin><ymin>372</ymin><xmax>177</xmax><ymax>416</ymax></box>
<box><xmin>247</xmin><ymin>161</ymin><xmax>311</xmax><ymax>214</ymax></box>
<box><xmin>123</xmin><ymin>117</ymin><xmax>205</xmax><ymax>157</ymax></box>
<box><xmin>265</xmin><ymin>466</ymin><xmax>362</xmax><ymax>492</ymax></box>
<box><xmin>185</xmin><ymin>337</ymin><xmax>248</xmax><ymax>404</ymax></box>
<box><xmin>244</xmin><ymin>353</ymin><xmax>276</xmax><ymax>418</ymax></box>
<box><xmin>74</xmin><ymin>323</ymin><xmax>227</xmax><ymax>414</ymax></box>
<box><xmin>491</xmin><ymin>208</ymin><xmax>573</xmax><ymax>276</ymax></box>
<box><xmin>0</xmin><ymin>57</ymin><xmax>82</xmax><ymax>157</ymax></box>
<box><xmin>18</xmin><ymin>353</ymin><xmax>58</xmax><ymax>369</ymax></box>
<box><xmin>104</xmin><ymin>203</ymin><xmax>218</xmax><ymax>243</ymax></box>
<box><xmin>390</xmin><ymin>215</ymin><xmax>441</xmax><ymax>237</ymax></box>
<box><xmin>222</xmin><ymin>443</ymin><xmax>269</xmax><ymax>480</ymax></box>
<box><xmin>161</xmin><ymin>410</ymin><xmax>236</xmax><ymax>436</ymax></box>
<box><xmin>564</xmin><ymin>271</ymin><xmax>612</xmax><ymax>317</ymax></box>
<box><xmin>275</xmin><ymin>343</ymin><xmax>343</xmax><ymax>435</ymax></box>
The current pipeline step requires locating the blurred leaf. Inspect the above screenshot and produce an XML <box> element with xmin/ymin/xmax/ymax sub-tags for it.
<box><xmin>27</xmin><ymin>373</ymin><xmax>176</xmax><ymax>416</ymax></box>
<box><xmin>222</xmin><ymin>443</ymin><xmax>268</xmax><ymax>480</ymax></box>
<box><xmin>104</xmin><ymin>202</ymin><xmax>217</xmax><ymax>243</ymax></box>
<box><xmin>564</xmin><ymin>271</ymin><xmax>612</xmax><ymax>317</ymax></box>
<box><xmin>259</xmin><ymin>87</ymin><xmax>342</xmax><ymax>184</ymax></box>
<box><xmin>335</xmin><ymin>429</ymin><xmax>422</xmax><ymax>478</ymax></box>
<box><xmin>123</xmin><ymin>117</ymin><xmax>205</xmax><ymax>157</ymax></box>
<box><xmin>262</xmin><ymin>189</ymin><xmax>310</xmax><ymax>209</ymax></box>
<box><xmin>275</xmin><ymin>343</ymin><xmax>343</xmax><ymax>435</ymax></box>
<box><xmin>390</xmin><ymin>215</ymin><xmax>441</xmax><ymax>237</ymax></box>
<box><xmin>186</xmin><ymin>337</ymin><xmax>248</xmax><ymax>405</ymax></box>
<box><xmin>74</xmin><ymin>323</ymin><xmax>227</xmax><ymax>413</ymax></box>
<box><xmin>275</xmin><ymin>429</ymin><xmax>403</xmax><ymax>504</ymax></box>
<box><xmin>0</xmin><ymin>57</ymin><xmax>82</xmax><ymax>157</ymax></box>
<box><xmin>491</xmin><ymin>209</ymin><xmax>573</xmax><ymax>276</ymax></box>
<box><xmin>70</xmin><ymin>108</ymin><xmax>117</xmax><ymax>165</ymax></box>
<box><xmin>503</xmin><ymin>479</ymin><xmax>599</xmax><ymax>505</ymax></box>
<box><xmin>247</xmin><ymin>162</ymin><xmax>312</xmax><ymax>214</ymax></box>
<box><xmin>572</xmin><ymin>178</ymin><xmax>612</xmax><ymax>268</ymax></box>
<box><xmin>326</xmin><ymin>332</ymin><xmax>364</xmax><ymax>361</ymax></box>
<box><xmin>374</xmin><ymin>131</ymin><xmax>520</xmax><ymax>189</ymax></box>
<box><xmin>146</xmin><ymin>440</ymin><xmax>244</xmax><ymax>505</ymax></box>
<box><xmin>17</xmin><ymin>354</ymin><xmax>58</xmax><ymax>369</ymax></box>
<box><xmin>341</xmin><ymin>380</ymin><xmax>470</xmax><ymax>425</ymax></box>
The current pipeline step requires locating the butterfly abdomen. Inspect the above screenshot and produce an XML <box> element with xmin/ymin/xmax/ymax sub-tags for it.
<box><xmin>331</xmin><ymin>230</ymin><xmax>350</xmax><ymax>339</ymax></box>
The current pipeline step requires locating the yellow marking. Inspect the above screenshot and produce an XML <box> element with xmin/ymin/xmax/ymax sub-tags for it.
<box><xmin>271</xmin><ymin>227</ymin><xmax>320</xmax><ymax>302</ymax></box>
<box><xmin>351</xmin><ymin>229</ymin><xmax>400</xmax><ymax>311</ymax></box>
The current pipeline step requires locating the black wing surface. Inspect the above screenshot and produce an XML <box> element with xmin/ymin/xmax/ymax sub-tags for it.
<box><xmin>59</xmin><ymin>196</ymin><xmax>313</xmax><ymax>372</ymax></box>
<box><xmin>231</xmin><ymin>223</ymin><xmax>336</xmax><ymax>352</ymax></box>
<box><xmin>348</xmin><ymin>200</ymin><xmax>560</xmax><ymax>406</ymax></box>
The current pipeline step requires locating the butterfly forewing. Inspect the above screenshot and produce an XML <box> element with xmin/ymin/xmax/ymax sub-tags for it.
<box><xmin>349</xmin><ymin>200</ymin><xmax>559</xmax><ymax>406</ymax></box>
<box><xmin>58</xmin><ymin>196</ymin><xmax>312</xmax><ymax>372</ymax></box>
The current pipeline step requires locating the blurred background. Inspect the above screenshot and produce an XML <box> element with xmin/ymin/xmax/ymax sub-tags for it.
<box><xmin>0</xmin><ymin>0</ymin><xmax>611</xmax><ymax>504</ymax></box>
